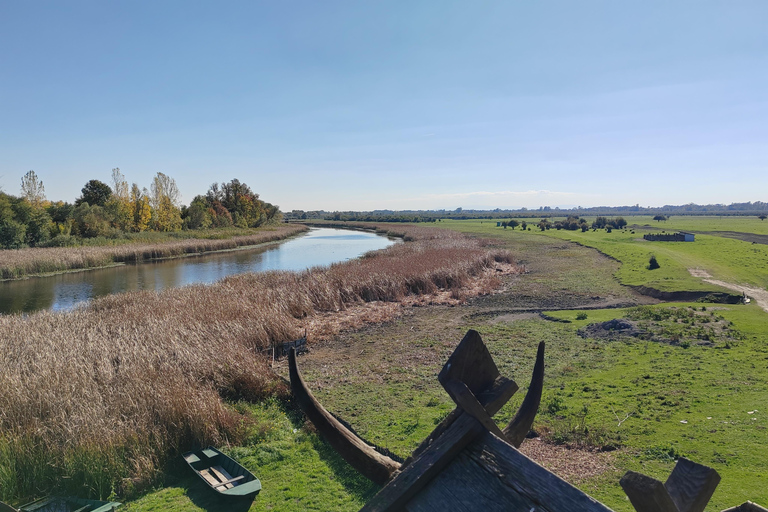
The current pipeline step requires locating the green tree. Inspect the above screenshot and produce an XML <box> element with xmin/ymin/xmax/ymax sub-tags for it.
<box><xmin>25</xmin><ymin>208</ymin><xmax>53</xmax><ymax>246</ymax></box>
<box><xmin>72</xmin><ymin>203</ymin><xmax>111</xmax><ymax>238</ymax></box>
<box><xmin>76</xmin><ymin>180</ymin><xmax>113</xmax><ymax>207</ymax></box>
<box><xmin>182</xmin><ymin>196</ymin><xmax>213</xmax><ymax>229</ymax></box>
<box><xmin>0</xmin><ymin>220</ymin><xmax>26</xmax><ymax>249</ymax></box>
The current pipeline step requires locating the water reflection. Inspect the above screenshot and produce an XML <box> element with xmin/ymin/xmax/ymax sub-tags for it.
<box><xmin>0</xmin><ymin>228</ymin><xmax>394</xmax><ymax>315</ymax></box>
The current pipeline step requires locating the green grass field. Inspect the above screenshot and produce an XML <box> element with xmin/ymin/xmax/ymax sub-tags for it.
<box><xmin>107</xmin><ymin>219</ymin><xmax>768</xmax><ymax>511</ymax></box>
<box><xmin>439</xmin><ymin>218</ymin><xmax>768</xmax><ymax>293</ymax></box>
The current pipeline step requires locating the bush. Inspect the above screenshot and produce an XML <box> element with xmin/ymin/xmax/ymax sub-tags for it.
<box><xmin>576</xmin><ymin>312</ymin><xmax>588</xmax><ymax>320</ymax></box>
<box><xmin>0</xmin><ymin>220</ymin><xmax>27</xmax><ymax>249</ymax></box>
<box><xmin>648</xmin><ymin>255</ymin><xmax>660</xmax><ymax>270</ymax></box>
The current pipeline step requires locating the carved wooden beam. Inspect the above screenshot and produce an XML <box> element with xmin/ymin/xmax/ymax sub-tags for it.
<box><xmin>288</xmin><ymin>348</ymin><xmax>401</xmax><ymax>485</ymax></box>
<box><xmin>620</xmin><ymin>457</ymin><xmax>720</xmax><ymax>512</ymax></box>
<box><xmin>503</xmin><ymin>340</ymin><xmax>545</xmax><ymax>447</ymax></box>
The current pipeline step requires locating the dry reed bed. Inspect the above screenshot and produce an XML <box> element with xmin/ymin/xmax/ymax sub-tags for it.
<box><xmin>0</xmin><ymin>224</ymin><xmax>515</xmax><ymax>499</ymax></box>
<box><xmin>0</xmin><ymin>224</ymin><xmax>307</xmax><ymax>279</ymax></box>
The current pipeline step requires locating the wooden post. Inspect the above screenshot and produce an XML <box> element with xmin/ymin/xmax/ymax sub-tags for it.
<box><xmin>665</xmin><ymin>457</ymin><xmax>721</xmax><ymax>512</ymax></box>
<box><xmin>621</xmin><ymin>471</ymin><xmax>680</xmax><ymax>512</ymax></box>
<box><xmin>620</xmin><ymin>457</ymin><xmax>720</xmax><ymax>512</ymax></box>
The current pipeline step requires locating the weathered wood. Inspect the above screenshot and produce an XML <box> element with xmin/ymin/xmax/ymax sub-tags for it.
<box><xmin>503</xmin><ymin>341</ymin><xmax>545</xmax><ymax>447</ymax></box>
<box><xmin>402</xmin><ymin>376</ymin><xmax>517</xmax><ymax>471</ymax></box>
<box><xmin>199</xmin><ymin>468</ymin><xmax>223</xmax><ymax>487</ymax></box>
<box><xmin>620</xmin><ymin>471</ymin><xmax>679</xmax><ymax>512</ymax></box>
<box><xmin>210</xmin><ymin>465</ymin><xmax>237</xmax><ymax>489</ymax></box>
<box><xmin>289</xmin><ymin>348</ymin><xmax>401</xmax><ymax>485</ymax></box>
<box><xmin>214</xmin><ymin>475</ymin><xmax>245</xmax><ymax>488</ymax></box>
<box><xmin>438</xmin><ymin>329</ymin><xmax>501</xmax><ymax>396</ymax></box>
<box><xmin>406</xmin><ymin>431</ymin><xmax>615</xmax><ymax>512</ymax></box>
<box><xmin>665</xmin><ymin>457</ymin><xmax>720</xmax><ymax>512</ymax></box>
<box><xmin>442</xmin><ymin>379</ymin><xmax>506</xmax><ymax>440</ymax></box>
<box><xmin>360</xmin><ymin>414</ymin><xmax>486</xmax><ymax>512</ymax></box>
<box><xmin>721</xmin><ymin>502</ymin><xmax>768</xmax><ymax>512</ymax></box>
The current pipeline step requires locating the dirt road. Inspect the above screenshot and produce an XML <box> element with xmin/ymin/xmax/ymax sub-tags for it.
<box><xmin>688</xmin><ymin>268</ymin><xmax>768</xmax><ymax>312</ymax></box>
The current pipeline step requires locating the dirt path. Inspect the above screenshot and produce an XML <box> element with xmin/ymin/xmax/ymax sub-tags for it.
<box><xmin>688</xmin><ymin>268</ymin><xmax>768</xmax><ymax>312</ymax></box>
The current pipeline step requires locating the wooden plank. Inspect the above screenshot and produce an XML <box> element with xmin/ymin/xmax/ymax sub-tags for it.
<box><xmin>442</xmin><ymin>379</ymin><xmax>506</xmax><ymax>440</ymax></box>
<box><xmin>396</xmin><ymin>430</ymin><xmax>615</xmax><ymax>512</ymax></box>
<box><xmin>214</xmin><ymin>475</ymin><xmax>245</xmax><ymax>488</ymax></box>
<box><xmin>463</xmin><ymin>431</ymin><xmax>615</xmax><ymax>512</ymax></box>
<box><xmin>620</xmin><ymin>471</ymin><xmax>679</xmax><ymax>512</ymax></box>
<box><xmin>401</xmin><ymin>376</ymin><xmax>517</xmax><ymax>470</ymax></box>
<box><xmin>665</xmin><ymin>457</ymin><xmax>720</xmax><ymax>512</ymax></box>
<box><xmin>438</xmin><ymin>330</ymin><xmax>500</xmax><ymax>396</ymax></box>
<box><xmin>199</xmin><ymin>468</ymin><xmax>223</xmax><ymax>487</ymax></box>
<box><xmin>210</xmin><ymin>465</ymin><xmax>236</xmax><ymax>489</ymax></box>
<box><xmin>360</xmin><ymin>414</ymin><xmax>486</xmax><ymax>512</ymax></box>
<box><xmin>406</xmin><ymin>448</ymin><xmax>537</xmax><ymax>512</ymax></box>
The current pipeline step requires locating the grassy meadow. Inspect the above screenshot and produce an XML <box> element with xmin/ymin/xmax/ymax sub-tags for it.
<box><xmin>439</xmin><ymin>218</ymin><xmax>768</xmax><ymax>294</ymax></box>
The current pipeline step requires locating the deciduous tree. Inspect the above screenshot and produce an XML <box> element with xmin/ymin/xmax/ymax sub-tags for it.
<box><xmin>20</xmin><ymin>170</ymin><xmax>46</xmax><ymax>206</ymax></box>
<box><xmin>76</xmin><ymin>180</ymin><xmax>112</xmax><ymax>207</ymax></box>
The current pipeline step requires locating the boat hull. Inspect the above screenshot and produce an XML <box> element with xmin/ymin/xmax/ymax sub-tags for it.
<box><xmin>183</xmin><ymin>446</ymin><xmax>261</xmax><ymax>499</ymax></box>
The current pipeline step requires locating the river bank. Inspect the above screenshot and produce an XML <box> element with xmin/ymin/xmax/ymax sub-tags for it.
<box><xmin>0</xmin><ymin>224</ymin><xmax>307</xmax><ymax>280</ymax></box>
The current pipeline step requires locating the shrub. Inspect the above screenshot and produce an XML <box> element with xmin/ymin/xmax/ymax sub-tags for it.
<box><xmin>648</xmin><ymin>254</ymin><xmax>660</xmax><ymax>270</ymax></box>
<box><xmin>576</xmin><ymin>312</ymin><xmax>588</xmax><ymax>320</ymax></box>
<box><xmin>0</xmin><ymin>220</ymin><xmax>27</xmax><ymax>249</ymax></box>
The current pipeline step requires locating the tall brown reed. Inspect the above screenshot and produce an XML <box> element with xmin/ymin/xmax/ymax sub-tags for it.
<box><xmin>0</xmin><ymin>224</ymin><xmax>515</xmax><ymax>500</ymax></box>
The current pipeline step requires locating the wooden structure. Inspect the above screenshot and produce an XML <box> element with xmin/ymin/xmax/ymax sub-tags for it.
<box><xmin>182</xmin><ymin>446</ymin><xmax>261</xmax><ymax>499</ymax></box>
<box><xmin>289</xmin><ymin>329</ymin><xmax>763</xmax><ymax>512</ymax></box>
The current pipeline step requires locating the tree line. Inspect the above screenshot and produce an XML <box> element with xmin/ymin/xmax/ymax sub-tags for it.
<box><xmin>0</xmin><ymin>170</ymin><xmax>281</xmax><ymax>249</ymax></box>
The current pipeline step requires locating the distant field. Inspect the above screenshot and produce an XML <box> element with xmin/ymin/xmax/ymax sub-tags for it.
<box><xmin>439</xmin><ymin>219</ymin><xmax>768</xmax><ymax>294</ymax></box>
<box><xmin>621</xmin><ymin>215</ymin><xmax>768</xmax><ymax>236</ymax></box>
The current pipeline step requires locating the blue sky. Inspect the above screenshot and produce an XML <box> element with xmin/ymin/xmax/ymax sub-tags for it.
<box><xmin>1</xmin><ymin>1</ymin><xmax>766</xmax><ymax>211</ymax></box>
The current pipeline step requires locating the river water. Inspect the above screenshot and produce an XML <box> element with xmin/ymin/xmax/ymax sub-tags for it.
<box><xmin>0</xmin><ymin>228</ymin><xmax>395</xmax><ymax>315</ymax></box>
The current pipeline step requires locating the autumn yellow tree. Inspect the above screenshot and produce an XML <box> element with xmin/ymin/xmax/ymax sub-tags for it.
<box><xmin>150</xmin><ymin>172</ymin><xmax>182</xmax><ymax>231</ymax></box>
<box><xmin>105</xmin><ymin>168</ymin><xmax>133</xmax><ymax>231</ymax></box>
<box><xmin>130</xmin><ymin>183</ymin><xmax>151</xmax><ymax>232</ymax></box>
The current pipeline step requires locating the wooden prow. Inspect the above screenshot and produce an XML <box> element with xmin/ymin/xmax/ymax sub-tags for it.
<box><xmin>288</xmin><ymin>348</ymin><xmax>401</xmax><ymax>485</ymax></box>
<box><xmin>503</xmin><ymin>341</ymin><xmax>545</xmax><ymax>447</ymax></box>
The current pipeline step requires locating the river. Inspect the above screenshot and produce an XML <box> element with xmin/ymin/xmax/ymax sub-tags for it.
<box><xmin>0</xmin><ymin>228</ymin><xmax>395</xmax><ymax>315</ymax></box>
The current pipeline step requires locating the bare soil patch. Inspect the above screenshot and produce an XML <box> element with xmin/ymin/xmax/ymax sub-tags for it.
<box><xmin>519</xmin><ymin>438</ymin><xmax>617</xmax><ymax>483</ymax></box>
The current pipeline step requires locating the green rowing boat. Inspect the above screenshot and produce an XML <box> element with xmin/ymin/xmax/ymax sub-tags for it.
<box><xmin>183</xmin><ymin>446</ymin><xmax>261</xmax><ymax>500</ymax></box>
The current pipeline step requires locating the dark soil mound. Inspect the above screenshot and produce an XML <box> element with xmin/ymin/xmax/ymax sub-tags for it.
<box><xmin>578</xmin><ymin>319</ymin><xmax>646</xmax><ymax>340</ymax></box>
